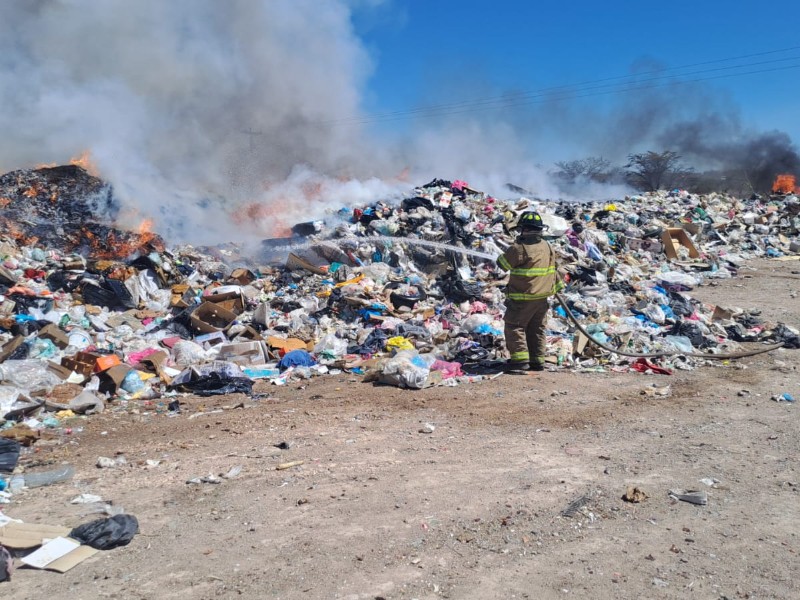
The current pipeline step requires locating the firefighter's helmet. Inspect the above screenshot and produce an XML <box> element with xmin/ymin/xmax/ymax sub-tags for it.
<box><xmin>517</xmin><ymin>211</ymin><xmax>545</xmax><ymax>231</ymax></box>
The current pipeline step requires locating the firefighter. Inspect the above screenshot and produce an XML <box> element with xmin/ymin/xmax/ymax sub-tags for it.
<box><xmin>496</xmin><ymin>211</ymin><xmax>563</xmax><ymax>371</ymax></box>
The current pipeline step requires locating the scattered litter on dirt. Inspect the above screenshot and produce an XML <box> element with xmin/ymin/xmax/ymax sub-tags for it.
<box><xmin>623</xmin><ymin>486</ymin><xmax>649</xmax><ymax>503</ymax></box>
<box><xmin>669</xmin><ymin>489</ymin><xmax>709</xmax><ymax>505</ymax></box>
<box><xmin>1</xmin><ymin>167</ymin><xmax>798</xmax><ymax>587</ymax></box>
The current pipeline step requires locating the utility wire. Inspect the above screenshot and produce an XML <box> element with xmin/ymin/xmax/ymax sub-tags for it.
<box><xmin>342</xmin><ymin>57</ymin><xmax>800</xmax><ymax>125</ymax></box>
<box><xmin>354</xmin><ymin>63</ymin><xmax>800</xmax><ymax>124</ymax></box>
<box><xmin>326</xmin><ymin>44</ymin><xmax>800</xmax><ymax>126</ymax></box>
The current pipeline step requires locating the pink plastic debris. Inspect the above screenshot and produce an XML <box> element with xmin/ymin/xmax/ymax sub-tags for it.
<box><xmin>431</xmin><ymin>360</ymin><xmax>464</xmax><ymax>379</ymax></box>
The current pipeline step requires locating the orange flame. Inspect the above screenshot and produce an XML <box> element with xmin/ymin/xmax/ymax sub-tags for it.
<box><xmin>23</xmin><ymin>183</ymin><xmax>42</xmax><ymax>198</ymax></box>
<box><xmin>137</xmin><ymin>218</ymin><xmax>156</xmax><ymax>245</ymax></box>
<box><xmin>772</xmin><ymin>174</ymin><xmax>797</xmax><ymax>194</ymax></box>
<box><xmin>69</xmin><ymin>150</ymin><xmax>100</xmax><ymax>176</ymax></box>
<box><xmin>80</xmin><ymin>222</ymin><xmax>163</xmax><ymax>259</ymax></box>
<box><xmin>138</xmin><ymin>218</ymin><xmax>154</xmax><ymax>234</ymax></box>
<box><xmin>0</xmin><ymin>217</ymin><xmax>38</xmax><ymax>246</ymax></box>
<box><xmin>231</xmin><ymin>201</ymin><xmax>293</xmax><ymax>237</ymax></box>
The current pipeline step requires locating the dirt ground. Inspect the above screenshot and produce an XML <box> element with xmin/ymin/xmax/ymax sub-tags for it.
<box><xmin>2</xmin><ymin>258</ymin><xmax>798</xmax><ymax>600</ymax></box>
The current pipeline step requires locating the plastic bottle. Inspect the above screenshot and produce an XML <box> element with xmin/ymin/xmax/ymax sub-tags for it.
<box><xmin>8</xmin><ymin>465</ymin><xmax>75</xmax><ymax>492</ymax></box>
<box><xmin>557</xmin><ymin>349</ymin><xmax>566</xmax><ymax>367</ymax></box>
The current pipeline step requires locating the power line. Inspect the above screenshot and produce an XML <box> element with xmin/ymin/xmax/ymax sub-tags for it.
<box><xmin>325</xmin><ymin>44</ymin><xmax>800</xmax><ymax>126</ymax></box>
<box><xmin>425</xmin><ymin>63</ymin><xmax>800</xmax><ymax>121</ymax></box>
<box><xmin>344</xmin><ymin>60</ymin><xmax>800</xmax><ymax>125</ymax></box>
<box><xmin>345</xmin><ymin>55</ymin><xmax>800</xmax><ymax>124</ymax></box>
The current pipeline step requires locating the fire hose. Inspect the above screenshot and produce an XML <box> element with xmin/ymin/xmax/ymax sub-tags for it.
<box><xmin>553</xmin><ymin>290</ymin><xmax>785</xmax><ymax>360</ymax></box>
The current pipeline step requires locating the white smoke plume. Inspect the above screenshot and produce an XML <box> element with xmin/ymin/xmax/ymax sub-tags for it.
<box><xmin>0</xmin><ymin>0</ymin><xmax>411</xmax><ymax>243</ymax></box>
<box><xmin>20</xmin><ymin>1</ymin><xmax>778</xmax><ymax>246</ymax></box>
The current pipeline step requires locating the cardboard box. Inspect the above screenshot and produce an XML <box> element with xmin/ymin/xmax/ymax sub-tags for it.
<box><xmin>20</xmin><ymin>536</ymin><xmax>99</xmax><ymax>573</ymax></box>
<box><xmin>0</xmin><ymin>298</ymin><xmax>16</xmax><ymax>315</ymax></box>
<box><xmin>230</xmin><ymin>325</ymin><xmax>263</xmax><ymax>341</ymax></box>
<box><xmin>37</xmin><ymin>323</ymin><xmax>70</xmax><ymax>349</ymax></box>
<box><xmin>0</xmin><ymin>335</ymin><xmax>25</xmax><ymax>363</ymax></box>
<box><xmin>266</xmin><ymin>336</ymin><xmax>307</xmax><ymax>352</ymax></box>
<box><xmin>46</xmin><ymin>361</ymin><xmax>74</xmax><ymax>381</ymax></box>
<box><xmin>61</xmin><ymin>351</ymin><xmax>102</xmax><ymax>377</ymax></box>
<box><xmin>573</xmin><ymin>331</ymin><xmax>591</xmax><ymax>356</ymax></box>
<box><xmin>286</xmin><ymin>253</ymin><xmax>326</xmax><ymax>275</ymax></box>
<box><xmin>0</xmin><ymin>517</ymin><xmax>98</xmax><ymax>573</ymax></box>
<box><xmin>680</xmin><ymin>222</ymin><xmax>703</xmax><ymax>236</ymax></box>
<box><xmin>195</xmin><ymin>331</ymin><xmax>228</xmax><ymax>347</ymax></box>
<box><xmin>138</xmin><ymin>350</ymin><xmax>171</xmax><ymax>384</ymax></box>
<box><xmin>229</xmin><ymin>268</ymin><xmax>256</xmax><ymax>285</ymax></box>
<box><xmin>661</xmin><ymin>227</ymin><xmax>700</xmax><ymax>260</ymax></box>
<box><xmin>203</xmin><ymin>290</ymin><xmax>245</xmax><ymax>315</ymax></box>
<box><xmin>0</xmin><ymin>521</ymin><xmax>71</xmax><ymax>549</ymax></box>
<box><xmin>627</xmin><ymin>238</ymin><xmax>664</xmax><ymax>254</ymax></box>
<box><xmin>217</xmin><ymin>341</ymin><xmax>269</xmax><ymax>366</ymax></box>
<box><xmin>712</xmin><ymin>306</ymin><xmax>736</xmax><ymax>321</ymax></box>
<box><xmin>190</xmin><ymin>302</ymin><xmax>237</xmax><ymax>334</ymax></box>
<box><xmin>97</xmin><ymin>364</ymin><xmax>134</xmax><ymax>395</ymax></box>
<box><xmin>171</xmin><ymin>284</ymin><xmax>198</xmax><ymax>308</ymax></box>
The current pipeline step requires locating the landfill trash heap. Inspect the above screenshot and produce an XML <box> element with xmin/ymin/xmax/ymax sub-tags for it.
<box><xmin>0</xmin><ymin>167</ymin><xmax>799</xmax><ymax>434</ymax></box>
<box><xmin>0</xmin><ymin>165</ymin><xmax>164</xmax><ymax>258</ymax></box>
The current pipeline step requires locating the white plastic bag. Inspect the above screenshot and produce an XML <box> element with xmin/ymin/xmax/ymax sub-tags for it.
<box><xmin>313</xmin><ymin>333</ymin><xmax>348</xmax><ymax>358</ymax></box>
<box><xmin>380</xmin><ymin>350</ymin><xmax>430</xmax><ymax>389</ymax></box>
<box><xmin>171</xmin><ymin>340</ymin><xmax>208</xmax><ymax>367</ymax></box>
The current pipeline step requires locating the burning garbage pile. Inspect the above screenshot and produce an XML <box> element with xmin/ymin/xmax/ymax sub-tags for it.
<box><xmin>1</xmin><ymin>166</ymin><xmax>799</xmax><ymax>456</ymax></box>
<box><xmin>0</xmin><ymin>165</ymin><xmax>164</xmax><ymax>258</ymax></box>
<box><xmin>772</xmin><ymin>173</ymin><xmax>800</xmax><ymax>195</ymax></box>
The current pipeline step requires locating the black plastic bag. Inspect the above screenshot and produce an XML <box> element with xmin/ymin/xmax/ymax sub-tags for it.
<box><xmin>401</xmin><ymin>196</ymin><xmax>435</xmax><ymax>212</ymax></box>
<box><xmin>6</xmin><ymin>341</ymin><xmax>30</xmax><ymax>361</ymax></box>
<box><xmin>0</xmin><ymin>439</ymin><xmax>20</xmax><ymax>473</ymax></box>
<box><xmin>441</xmin><ymin>274</ymin><xmax>484</xmax><ymax>303</ymax></box>
<box><xmin>174</xmin><ymin>373</ymin><xmax>253</xmax><ymax>396</ymax></box>
<box><xmin>70</xmin><ymin>514</ymin><xmax>139</xmax><ymax>550</ymax></box>
<box><xmin>572</xmin><ymin>266</ymin><xmax>598</xmax><ymax>285</ymax></box>
<box><xmin>672</xmin><ymin>320</ymin><xmax>716</xmax><ymax>348</ymax></box>
<box><xmin>385</xmin><ymin>282</ymin><xmax>427</xmax><ymax>310</ymax></box>
<box><xmin>0</xmin><ymin>544</ymin><xmax>12</xmax><ymax>582</ymax></box>
<box><xmin>47</xmin><ymin>270</ymin><xmax>81</xmax><ymax>293</ymax></box>
<box><xmin>421</xmin><ymin>178</ymin><xmax>451</xmax><ymax>188</ymax></box>
<box><xmin>736</xmin><ymin>313</ymin><xmax>763</xmax><ymax>328</ymax></box>
<box><xmin>608</xmin><ymin>280</ymin><xmax>636</xmax><ymax>295</ymax></box>
<box><xmin>668</xmin><ymin>291</ymin><xmax>694</xmax><ymax>317</ymax></box>
<box><xmin>81</xmin><ymin>281</ymin><xmax>124</xmax><ymax>308</ymax></box>
<box><xmin>9</xmin><ymin>293</ymin><xmax>53</xmax><ymax>314</ymax></box>
<box><xmin>725</xmin><ymin>323</ymin><xmax>757</xmax><ymax>343</ymax></box>
<box><xmin>766</xmin><ymin>323</ymin><xmax>800</xmax><ymax>349</ymax></box>
<box><xmin>453</xmin><ymin>343</ymin><xmax>489</xmax><ymax>362</ymax></box>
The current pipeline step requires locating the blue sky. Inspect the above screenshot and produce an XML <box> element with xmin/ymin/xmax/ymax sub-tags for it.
<box><xmin>352</xmin><ymin>0</ymin><xmax>800</xmax><ymax>153</ymax></box>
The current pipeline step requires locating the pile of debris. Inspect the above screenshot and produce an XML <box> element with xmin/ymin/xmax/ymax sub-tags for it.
<box><xmin>0</xmin><ymin>165</ymin><xmax>163</xmax><ymax>258</ymax></box>
<box><xmin>1</xmin><ymin>170</ymin><xmax>798</xmax><ymax>475</ymax></box>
